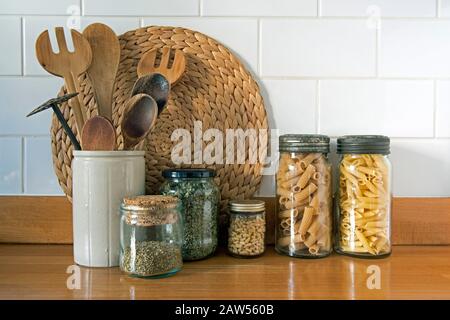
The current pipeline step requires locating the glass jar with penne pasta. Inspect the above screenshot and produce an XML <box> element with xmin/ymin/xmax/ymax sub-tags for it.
<box><xmin>336</xmin><ymin>135</ymin><xmax>392</xmax><ymax>258</ymax></box>
<box><xmin>275</xmin><ymin>135</ymin><xmax>332</xmax><ymax>258</ymax></box>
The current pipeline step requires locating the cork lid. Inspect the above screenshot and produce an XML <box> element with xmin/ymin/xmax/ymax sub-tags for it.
<box><xmin>122</xmin><ymin>195</ymin><xmax>178</xmax><ymax>209</ymax></box>
<box><xmin>121</xmin><ymin>195</ymin><xmax>179</xmax><ymax>226</ymax></box>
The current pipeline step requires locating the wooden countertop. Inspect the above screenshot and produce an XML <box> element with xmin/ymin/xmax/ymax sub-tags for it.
<box><xmin>0</xmin><ymin>245</ymin><xmax>449</xmax><ymax>300</ymax></box>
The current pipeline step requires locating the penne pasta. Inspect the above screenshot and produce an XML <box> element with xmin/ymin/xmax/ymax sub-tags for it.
<box><xmin>337</xmin><ymin>152</ymin><xmax>391</xmax><ymax>257</ymax></box>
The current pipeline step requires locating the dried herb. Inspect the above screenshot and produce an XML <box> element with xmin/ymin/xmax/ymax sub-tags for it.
<box><xmin>160</xmin><ymin>178</ymin><xmax>220</xmax><ymax>260</ymax></box>
<box><xmin>121</xmin><ymin>241</ymin><xmax>182</xmax><ymax>277</ymax></box>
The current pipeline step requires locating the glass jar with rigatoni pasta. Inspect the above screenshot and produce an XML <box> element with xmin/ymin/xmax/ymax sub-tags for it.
<box><xmin>335</xmin><ymin>135</ymin><xmax>392</xmax><ymax>258</ymax></box>
<box><xmin>275</xmin><ymin>134</ymin><xmax>332</xmax><ymax>258</ymax></box>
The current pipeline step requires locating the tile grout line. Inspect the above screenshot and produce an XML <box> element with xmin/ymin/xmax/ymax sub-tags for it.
<box><xmin>21</xmin><ymin>137</ymin><xmax>26</xmax><ymax>194</ymax></box>
<box><xmin>80</xmin><ymin>0</ymin><xmax>84</xmax><ymax>16</ymax></box>
<box><xmin>437</xmin><ymin>0</ymin><xmax>441</xmax><ymax>18</ymax></box>
<box><xmin>20</xmin><ymin>17</ymin><xmax>25</xmax><ymax>76</ymax></box>
<box><xmin>199</xmin><ymin>0</ymin><xmax>203</xmax><ymax>16</ymax></box>
<box><xmin>4</xmin><ymin>14</ymin><xmax>450</xmax><ymax>20</ymax></box>
<box><xmin>316</xmin><ymin>80</ymin><xmax>320</xmax><ymax>134</ymax></box>
<box><xmin>433</xmin><ymin>80</ymin><xmax>438</xmax><ymax>138</ymax></box>
<box><xmin>317</xmin><ymin>0</ymin><xmax>321</xmax><ymax>17</ymax></box>
<box><xmin>257</xmin><ymin>19</ymin><xmax>261</xmax><ymax>76</ymax></box>
<box><xmin>375</xmin><ymin>19</ymin><xmax>380</xmax><ymax>78</ymax></box>
<box><xmin>20</xmin><ymin>137</ymin><xmax>25</xmax><ymax>193</ymax></box>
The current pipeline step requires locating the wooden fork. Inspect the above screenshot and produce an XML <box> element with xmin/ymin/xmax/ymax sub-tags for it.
<box><xmin>137</xmin><ymin>47</ymin><xmax>186</xmax><ymax>85</ymax></box>
<box><xmin>35</xmin><ymin>27</ymin><xmax>92</xmax><ymax>135</ymax></box>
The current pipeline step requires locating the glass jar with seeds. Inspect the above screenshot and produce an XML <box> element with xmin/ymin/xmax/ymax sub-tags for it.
<box><xmin>228</xmin><ymin>200</ymin><xmax>266</xmax><ymax>258</ymax></box>
<box><xmin>160</xmin><ymin>169</ymin><xmax>220</xmax><ymax>261</ymax></box>
<box><xmin>276</xmin><ymin>134</ymin><xmax>333</xmax><ymax>258</ymax></box>
<box><xmin>120</xmin><ymin>195</ymin><xmax>183</xmax><ymax>278</ymax></box>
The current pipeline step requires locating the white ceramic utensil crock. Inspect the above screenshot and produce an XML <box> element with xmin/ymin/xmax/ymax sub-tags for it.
<box><xmin>72</xmin><ymin>151</ymin><xmax>145</xmax><ymax>267</ymax></box>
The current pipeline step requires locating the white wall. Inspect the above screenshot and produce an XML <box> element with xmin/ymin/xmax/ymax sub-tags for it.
<box><xmin>0</xmin><ymin>0</ymin><xmax>449</xmax><ymax>197</ymax></box>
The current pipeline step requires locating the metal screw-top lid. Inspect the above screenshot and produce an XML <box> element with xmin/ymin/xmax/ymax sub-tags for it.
<box><xmin>279</xmin><ymin>134</ymin><xmax>330</xmax><ymax>153</ymax></box>
<box><xmin>337</xmin><ymin>135</ymin><xmax>390</xmax><ymax>155</ymax></box>
<box><xmin>229</xmin><ymin>200</ymin><xmax>265</xmax><ymax>213</ymax></box>
<box><xmin>162</xmin><ymin>168</ymin><xmax>216</xmax><ymax>178</ymax></box>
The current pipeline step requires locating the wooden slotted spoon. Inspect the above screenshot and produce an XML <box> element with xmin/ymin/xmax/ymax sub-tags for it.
<box><xmin>137</xmin><ymin>47</ymin><xmax>186</xmax><ymax>85</ymax></box>
<box><xmin>35</xmin><ymin>27</ymin><xmax>92</xmax><ymax>135</ymax></box>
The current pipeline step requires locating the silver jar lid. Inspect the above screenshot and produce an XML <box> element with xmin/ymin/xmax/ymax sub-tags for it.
<box><xmin>229</xmin><ymin>200</ymin><xmax>265</xmax><ymax>213</ymax></box>
<box><xmin>279</xmin><ymin>134</ymin><xmax>330</xmax><ymax>153</ymax></box>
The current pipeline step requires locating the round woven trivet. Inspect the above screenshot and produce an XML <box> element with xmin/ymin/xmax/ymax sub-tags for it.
<box><xmin>51</xmin><ymin>26</ymin><xmax>268</xmax><ymax>212</ymax></box>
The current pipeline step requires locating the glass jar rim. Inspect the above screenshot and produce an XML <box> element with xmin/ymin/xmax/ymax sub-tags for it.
<box><xmin>229</xmin><ymin>200</ymin><xmax>265</xmax><ymax>213</ymax></box>
<box><xmin>279</xmin><ymin>134</ymin><xmax>330</xmax><ymax>153</ymax></box>
<box><xmin>121</xmin><ymin>195</ymin><xmax>178</xmax><ymax>212</ymax></box>
<box><xmin>337</xmin><ymin>135</ymin><xmax>390</xmax><ymax>155</ymax></box>
<box><xmin>162</xmin><ymin>168</ymin><xmax>216</xmax><ymax>178</ymax></box>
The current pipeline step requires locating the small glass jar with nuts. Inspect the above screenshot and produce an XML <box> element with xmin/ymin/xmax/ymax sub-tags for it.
<box><xmin>228</xmin><ymin>200</ymin><xmax>266</xmax><ymax>258</ymax></box>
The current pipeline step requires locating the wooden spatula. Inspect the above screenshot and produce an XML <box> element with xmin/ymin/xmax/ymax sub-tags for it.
<box><xmin>81</xmin><ymin>116</ymin><xmax>116</xmax><ymax>151</ymax></box>
<box><xmin>82</xmin><ymin>23</ymin><xmax>120</xmax><ymax>121</ymax></box>
<box><xmin>137</xmin><ymin>47</ymin><xmax>186</xmax><ymax>85</ymax></box>
<box><xmin>35</xmin><ymin>27</ymin><xmax>92</xmax><ymax>135</ymax></box>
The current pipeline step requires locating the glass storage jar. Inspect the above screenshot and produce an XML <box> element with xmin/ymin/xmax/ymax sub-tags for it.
<box><xmin>335</xmin><ymin>135</ymin><xmax>392</xmax><ymax>258</ymax></box>
<box><xmin>160</xmin><ymin>169</ymin><xmax>220</xmax><ymax>261</ymax></box>
<box><xmin>275</xmin><ymin>134</ymin><xmax>333</xmax><ymax>258</ymax></box>
<box><xmin>228</xmin><ymin>200</ymin><xmax>266</xmax><ymax>258</ymax></box>
<box><xmin>120</xmin><ymin>195</ymin><xmax>183</xmax><ymax>278</ymax></box>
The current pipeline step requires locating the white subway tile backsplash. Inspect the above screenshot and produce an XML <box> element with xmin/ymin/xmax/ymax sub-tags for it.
<box><xmin>142</xmin><ymin>17</ymin><xmax>258</xmax><ymax>72</ymax></box>
<box><xmin>391</xmin><ymin>140</ymin><xmax>450</xmax><ymax>196</ymax></box>
<box><xmin>83</xmin><ymin>0</ymin><xmax>198</xmax><ymax>16</ymax></box>
<box><xmin>0</xmin><ymin>2</ymin><xmax>449</xmax><ymax>197</ymax></box>
<box><xmin>0</xmin><ymin>77</ymin><xmax>63</xmax><ymax>135</ymax></box>
<box><xmin>0</xmin><ymin>138</ymin><xmax>22</xmax><ymax>194</ymax></box>
<box><xmin>0</xmin><ymin>0</ymin><xmax>80</xmax><ymax>15</ymax></box>
<box><xmin>319</xmin><ymin>80</ymin><xmax>434</xmax><ymax>137</ymax></box>
<box><xmin>202</xmin><ymin>0</ymin><xmax>317</xmax><ymax>17</ymax></box>
<box><xmin>24</xmin><ymin>137</ymin><xmax>62</xmax><ymax>194</ymax></box>
<box><xmin>440</xmin><ymin>0</ymin><xmax>450</xmax><ymax>17</ymax></box>
<box><xmin>380</xmin><ymin>20</ymin><xmax>450</xmax><ymax>77</ymax></box>
<box><xmin>0</xmin><ymin>17</ymin><xmax>22</xmax><ymax>75</ymax></box>
<box><xmin>260</xmin><ymin>19</ymin><xmax>376</xmax><ymax>77</ymax></box>
<box><xmin>261</xmin><ymin>79</ymin><xmax>317</xmax><ymax>133</ymax></box>
<box><xmin>321</xmin><ymin>0</ymin><xmax>436</xmax><ymax>17</ymax></box>
<box><xmin>80</xmin><ymin>17</ymin><xmax>141</xmax><ymax>35</ymax></box>
<box><xmin>436</xmin><ymin>81</ymin><xmax>450</xmax><ymax>137</ymax></box>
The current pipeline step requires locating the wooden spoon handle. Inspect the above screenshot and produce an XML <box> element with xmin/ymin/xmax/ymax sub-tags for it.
<box><xmin>64</xmin><ymin>72</ymin><xmax>86</xmax><ymax>134</ymax></box>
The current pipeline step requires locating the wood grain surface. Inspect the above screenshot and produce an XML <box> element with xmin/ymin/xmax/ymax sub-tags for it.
<box><xmin>0</xmin><ymin>245</ymin><xmax>449</xmax><ymax>300</ymax></box>
<box><xmin>0</xmin><ymin>196</ymin><xmax>449</xmax><ymax>245</ymax></box>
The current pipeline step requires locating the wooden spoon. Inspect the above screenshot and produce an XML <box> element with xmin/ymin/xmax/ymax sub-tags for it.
<box><xmin>121</xmin><ymin>94</ymin><xmax>158</xmax><ymax>150</ymax></box>
<box><xmin>83</xmin><ymin>23</ymin><xmax>120</xmax><ymax>121</ymax></box>
<box><xmin>35</xmin><ymin>27</ymin><xmax>92</xmax><ymax>135</ymax></box>
<box><xmin>131</xmin><ymin>73</ymin><xmax>170</xmax><ymax>114</ymax></box>
<box><xmin>137</xmin><ymin>47</ymin><xmax>186</xmax><ymax>85</ymax></box>
<box><xmin>81</xmin><ymin>116</ymin><xmax>116</xmax><ymax>151</ymax></box>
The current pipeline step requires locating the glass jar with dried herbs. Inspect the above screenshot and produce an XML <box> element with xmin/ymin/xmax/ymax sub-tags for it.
<box><xmin>160</xmin><ymin>169</ymin><xmax>220</xmax><ymax>261</ymax></box>
<box><xmin>120</xmin><ymin>195</ymin><xmax>183</xmax><ymax>278</ymax></box>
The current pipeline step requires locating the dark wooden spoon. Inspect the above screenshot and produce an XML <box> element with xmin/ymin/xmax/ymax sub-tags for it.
<box><xmin>121</xmin><ymin>94</ymin><xmax>158</xmax><ymax>150</ymax></box>
<box><xmin>131</xmin><ymin>73</ymin><xmax>170</xmax><ymax>114</ymax></box>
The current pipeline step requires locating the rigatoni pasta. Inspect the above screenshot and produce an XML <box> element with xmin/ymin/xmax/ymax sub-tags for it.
<box><xmin>276</xmin><ymin>150</ymin><xmax>332</xmax><ymax>257</ymax></box>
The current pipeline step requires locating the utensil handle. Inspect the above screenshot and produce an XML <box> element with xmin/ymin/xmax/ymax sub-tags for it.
<box><xmin>64</xmin><ymin>73</ymin><xmax>86</xmax><ymax>135</ymax></box>
<box><xmin>52</xmin><ymin>104</ymin><xmax>82</xmax><ymax>150</ymax></box>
